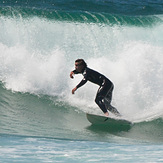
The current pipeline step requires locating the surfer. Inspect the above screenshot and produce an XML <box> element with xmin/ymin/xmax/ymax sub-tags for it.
<box><xmin>70</xmin><ymin>59</ymin><xmax>121</xmax><ymax>117</ymax></box>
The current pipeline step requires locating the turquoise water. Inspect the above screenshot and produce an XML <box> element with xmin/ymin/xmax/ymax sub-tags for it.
<box><xmin>1</xmin><ymin>135</ymin><xmax>163</xmax><ymax>162</ymax></box>
<box><xmin>0</xmin><ymin>0</ymin><xmax>163</xmax><ymax>162</ymax></box>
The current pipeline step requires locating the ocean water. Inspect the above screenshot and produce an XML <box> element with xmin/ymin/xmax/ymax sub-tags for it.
<box><xmin>0</xmin><ymin>0</ymin><xmax>163</xmax><ymax>162</ymax></box>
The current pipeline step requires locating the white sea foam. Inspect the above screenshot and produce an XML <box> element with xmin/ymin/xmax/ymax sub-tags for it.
<box><xmin>0</xmin><ymin>16</ymin><xmax>163</xmax><ymax>122</ymax></box>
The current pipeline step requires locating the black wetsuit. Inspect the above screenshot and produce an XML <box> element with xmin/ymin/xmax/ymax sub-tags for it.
<box><xmin>73</xmin><ymin>67</ymin><xmax>120</xmax><ymax>115</ymax></box>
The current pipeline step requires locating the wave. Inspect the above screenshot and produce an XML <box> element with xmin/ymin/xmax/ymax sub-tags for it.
<box><xmin>0</xmin><ymin>6</ymin><xmax>162</xmax><ymax>26</ymax></box>
<box><xmin>1</xmin><ymin>82</ymin><xmax>163</xmax><ymax>143</ymax></box>
<box><xmin>0</xmin><ymin>2</ymin><xmax>163</xmax><ymax>142</ymax></box>
<box><xmin>0</xmin><ymin>14</ymin><xmax>163</xmax><ymax>118</ymax></box>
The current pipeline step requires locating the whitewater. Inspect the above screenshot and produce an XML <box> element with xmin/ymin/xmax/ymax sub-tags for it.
<box><xmin>1</xmin><ymin>14</ymin><xmax>163</xmax><ymax>121</ymax></box>
<box><xmin>0</xmin><ymin>0</ymin><xmax>163</xmax><ymax>162</ymax></box>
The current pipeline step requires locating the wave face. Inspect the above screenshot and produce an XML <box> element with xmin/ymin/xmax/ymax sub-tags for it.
<box><xmin>0</xmin><ymin>0</ymin><xmax>163</xmax><ymax>143</ymax></box>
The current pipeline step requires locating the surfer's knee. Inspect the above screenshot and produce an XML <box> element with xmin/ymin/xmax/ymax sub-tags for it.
<box><xmin>95</xmin><ymin>96</ymin><xmax>108</xmax><ymax>113</ymax></box>
<box><xmin>95</xmin><ymin>96</ymin><xmax>103</xmax><ymax>105</ymax></box>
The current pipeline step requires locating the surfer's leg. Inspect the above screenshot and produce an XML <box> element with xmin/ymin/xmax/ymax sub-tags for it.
<box><xmin>105</xmin><ymin>85</ymin><xmax>121</xmax><ymax>116</ymax></box>
<box><xmin>95</xmin><ymin>84</ymin><xmax>108</xmax><ymax>114</ymax></box>
<box><xmin>95</xmin><ymin>95</ymin><xmax>108</xmax><ymax>114</ymax></box>
<box><xmin>107</xmin><ymin>104</ymin><xmax>121</xmax><ymax>116</ymax></box>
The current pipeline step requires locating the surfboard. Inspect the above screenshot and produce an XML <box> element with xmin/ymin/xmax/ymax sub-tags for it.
<box><xmin>86</xmin><ymin>113</ymin><xmax>132</xmax><ymax>126</ymax></box>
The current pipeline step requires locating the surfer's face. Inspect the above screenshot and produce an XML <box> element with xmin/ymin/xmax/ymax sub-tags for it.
<box><xmin>75</xmin><ymin>62</ymin><xmax>84</xmax><ymax>72</ymax></box>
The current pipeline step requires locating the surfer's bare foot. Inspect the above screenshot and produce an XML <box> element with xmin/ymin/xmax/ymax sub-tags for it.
<box><xmin>104</xmin><ymin>112</ymin><xmax>109</xmax><ymax>117</ymax></box>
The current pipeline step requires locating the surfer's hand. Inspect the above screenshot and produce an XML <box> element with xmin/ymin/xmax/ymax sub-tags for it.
<box><xmin>70</xmin><ymin>71</ymin><xmax>74</xmax><ymax>79</ymax></box>
<box><xmin>72</xmin><ymin>87</ymin><xmax>77</xmax><ymax>94</ymax></box>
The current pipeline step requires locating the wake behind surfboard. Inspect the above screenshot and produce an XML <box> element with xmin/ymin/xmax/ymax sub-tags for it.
<box><xmin>86</xmin><ymin>113</ymin><xmax>132</xmax><ymax>127</ymax></box>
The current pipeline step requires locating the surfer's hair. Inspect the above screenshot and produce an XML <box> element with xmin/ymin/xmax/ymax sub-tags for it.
<box><xmin>75</xmin><ymin>59</ymin><xmax>87</xmax><ymax>68</ymax></box>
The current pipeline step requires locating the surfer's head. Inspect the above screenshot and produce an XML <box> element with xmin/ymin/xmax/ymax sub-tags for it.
<box><xmin>75</xmin><ymin>59</ymin><xmax>87</xmax><ymax>72</ymax></box>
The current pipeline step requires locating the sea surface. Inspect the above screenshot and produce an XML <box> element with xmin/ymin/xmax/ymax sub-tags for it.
<box><xmin>0</xmin><ymin>0</ymin><xmax>163</xmax><ymax>162</ymax></box>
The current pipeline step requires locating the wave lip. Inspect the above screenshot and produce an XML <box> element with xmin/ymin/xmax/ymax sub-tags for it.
<box><xmin>0</xmin><ymin>6</ymin><xmax>163</xmax><ymax>27</ymax></box>
<box><xmin>1</xmin><ymin>0</ymin><xmax>163</xmax><ymax>16</ymax></box>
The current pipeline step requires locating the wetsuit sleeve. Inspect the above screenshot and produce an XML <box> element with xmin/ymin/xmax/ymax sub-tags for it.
<box><xmin>73</xmin><ymin>70</ymin><xmax>80</xmax><ymax>74</ymax></box>
<box><xmin>76</xmin><ymin>78</ymin><xmax>87</xmax><ymax>89</ymax></box>
<box><xmin>72</xmin><ymin>70</ymin><xmax>86</xmax><ymax>88</ymax></box>
<box><xmin>76</xmin><ymin>70</ymin><xmax>88</xmax><ymax>89</ymax></box>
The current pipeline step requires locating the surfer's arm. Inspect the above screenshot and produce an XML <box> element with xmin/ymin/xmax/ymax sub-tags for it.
<box><xmin>76</xmin><ymin>78</ymin><xmax>87</xmax><ymax>89</ymax></box>
<box><xmin>72</xmin><ymin>78</ymin><xmax>87</xmax><ymax>94</ymax></box>
<box><xmin>71</xmin><ymin>69</ymin><xmax>87</xmax><ymax>94</ymax></box>
<box><xmin>75</xmin><ymin>69</ymin><xmax>88</xmax><ymax>90</ymax></box>
<box><xmin>70</xmin><ymin>71</ymin><xmax>74</xmax><ymax>78</ymax></box>
<box><xmin>70</xmin><ymin>70</ymin><xmax>80</xmax><ymax>78</ymax></box>
<box><xmin>72</xmin><ymin>87</ymin><xmax>77</xmax><ymax>94</ymax></box>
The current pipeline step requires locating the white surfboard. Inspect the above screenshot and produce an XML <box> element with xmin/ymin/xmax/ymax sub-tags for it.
<box><xmin>86</xmin><ymin>113</ymin><xmax>132</xmax><ymax>126</ymax></box>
